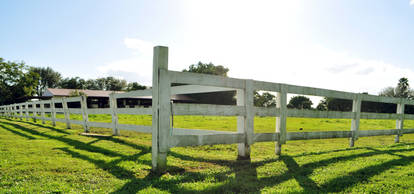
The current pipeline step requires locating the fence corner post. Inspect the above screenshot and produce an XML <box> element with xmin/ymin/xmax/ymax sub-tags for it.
<box><xmin>152</xmin><ymin>46</ymin><xmax>170</xmax><ymax>173</ymax></box>
<box><xmin>395</xmin><ymin>100</ymin><xmax>405</xmax><ymax>143</ymax></box>
<box><xmin>110</xmin><ymin>93</ymin><xmax>120</xmax><ymax>136</ymax></box>
<box><xmin>349</xmin><ymin>94</ymin><xmax>362</xmax><ymax>147</ymax></box>
<box><xmin>276</xmin><ymin>85</ymin><xmax>287</xmax><ymax>156</ymax></box>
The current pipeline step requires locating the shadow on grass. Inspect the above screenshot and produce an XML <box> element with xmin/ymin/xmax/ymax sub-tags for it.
<box><xmin>0</xmin><ymin>123</ymin><xmax>37</xmax><ymax>140</ymax></box>
<box><xmin>1</xmin><ymin>118</ymin><xmax>414</xmax><ymax>193</ymax></box>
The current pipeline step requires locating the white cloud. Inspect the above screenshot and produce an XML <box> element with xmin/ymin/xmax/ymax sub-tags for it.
<box><xmin>410</xmin><ymin>0</ymin><xmax>414</xmax><ymax>6</ymax></box>
<box><xmin>98</xmin><ymin>38</ymin><xmax>154</xmax><ymax>85</ymax></box>
<box><xmin>97</xmin><ymin>0</ymin><xmax>414</xmax><ymax>99</ymax></box>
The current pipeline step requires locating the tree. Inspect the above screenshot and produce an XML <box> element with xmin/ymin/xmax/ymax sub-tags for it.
<box><xmin>58</xmin><ymin>77</ymin><xmax>86</xmax><ymax>89</ymax></box>
<box><xmin>183</xmin><ymin>62</ymin><xmax>229</xmax><ymax>76</ymax></box>
<box><xmin>105</xmin><ymin>76</ymin><xmax>127</xmax><ymax>91</ymax></box>
<box><xmin>84</xmin><ymin>79</ymin><xmax>101</xmax><ymax>90</ymax></box>
<box><xmin>182</xmin><ymin>62</ymin><xmax>235</xmax><ymax>105</ymax></box>
<box><xmin>0</xmin><ymin>58</ymin><xmax>39</xmax><ymax>105</ymax></box>
<box><xmin>254</xmin><ymin>92</ymin><xmax>276</xmax><ymax>107</ymax></box>
<box><xmin>30</xmin><ymin>66</ymin><xmax>62</xmax><ymax>96</ymax></box>
<box><xmin>127</xmin><ymin>82</ymin><xmax>146</xmax><ymax>91</ymax></box>
<box><xmin>396</xmin><ymin>77</ymin><xmax>410</xmax><ymax>98</ymax></box>
<box><xmin>69</xmin><ymin>90</ymin><xmax>86</xmax><ymax>97</ymax></box>
<box><xmin>287</xmin><ymin>96</ymin><xmax>313</xmax><ymax>109</ymax></box>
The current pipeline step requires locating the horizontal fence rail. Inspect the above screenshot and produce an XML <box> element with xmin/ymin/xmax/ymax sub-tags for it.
<box><xmin>1</xmin><ymin>46</ymin><xmax>414</xmax><ymax>172</ymax></box>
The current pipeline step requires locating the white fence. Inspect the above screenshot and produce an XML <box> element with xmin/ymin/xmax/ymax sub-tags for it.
<box><xmin>1</xmin><ymin>46</ymin><xmax>414</xmax><ymax>172</ymax></box>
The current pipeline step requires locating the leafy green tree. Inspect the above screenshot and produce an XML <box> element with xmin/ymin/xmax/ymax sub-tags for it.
<box><xmin>58</xmin><ymin>77</ymin><xmax>86</xmax><ymax>89</ymax></box>
<box><xmin>254</xmin><ymin>92</ymin><xmax>276</xmax><ymax>107</ymax></box>
<box><xmin>84</xmin><ymin>79</ymin><xmax>101</xmax><ymax>90</ymax></box>
<box><xmin>127</xmin><ymin>82</ymin><xmax>146</xmax><ymax>91</ymax></box>
<box><xmin>183</xmin><ymin>62</ymin><xmax>229</xmax><ymax>76</ymax></box>
<box><xmin>30</xmin><ymin>67</ymin><xmax>62</xmax><ymax>96</ymax></box>
<box><xmin>105</xmin><ymin>77</ymin><xmax>127</xmax><ymax>91</ymax></box>
<box><xmin>182</xmin><ymin>62</ymin><xmax>235</xmax><ymax>105</ymax></box>
<box><xmin>287</xmin><ymin>96</ymin><xmax>313</xmax><ymax>109</ymax></box>
<box><xmin>0</xmin><ymin>58</ymin><xmax>39</xmax><ymax>104</ymax></box>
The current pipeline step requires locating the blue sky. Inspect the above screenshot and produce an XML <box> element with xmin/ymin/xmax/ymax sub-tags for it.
<box><xmin>1</xmin><ymin>0</ymin><xmax>414</xmax><ymax>98</ymax></box>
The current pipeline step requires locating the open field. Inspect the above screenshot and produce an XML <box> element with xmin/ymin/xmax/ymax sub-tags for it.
<box><xmin>1</xmin><ymin>116</ymin><xmax>414</xmax><ymax>193</ymax></box>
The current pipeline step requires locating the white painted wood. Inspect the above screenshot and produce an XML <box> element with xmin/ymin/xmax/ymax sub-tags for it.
<box><xmin>54</xmin><ymin>108</ymin><xmax>65</xmax><ymax>113</ymax></box>
<box><xmin>172</xmin><ymin>103</ymin><xmax>245</xmax><ymax>116</ymax></box>
<box><xmin>152</xmin><ymin>46</ymin><xmax>170</xmax><ymax>172</ymax></box>
<box><xmin>170</xmin><ymin>133</ymin><xmax>245</xmax><ymax>147</ymax></box>
<box><xmin>403</xmin><ymin>128</ymin><xmax>414</xmax><ymax>134</ymax></box>
<box><xmin>55</xmin><ymin>118</ymin><xmax>66</xmax><ymax>123</ymax></box>
<box><xmin>112</xmin><ymin>89</ymin><xmax>152</xmax><ymax>98</ymax></box>
<box><xmin>68</xmin><ymin>108</ymin><xmax>82</xmax><ymax>114</ymax></box>
<box><xmin>360</xmin><ymin>112</ymin><xmax>401</xmax><ymax>120</ymax></box>
<box><xmin>168</xmin><ymin>70</ymin><xmax>245</xmax><ymax>89</ymax></box>
<box><xmin>359</xmin><ymin>129</ymin><xmax>397</xmax><ymax>137</ymax></box>
<box><xmin>237</xmin><ymin>87</ymin><xmax>248</xmax><ymax>158</ymax></box>
<box><xmin>275</xmin><ymin>85</ymin><xmax>287</xmax><ymax>155</ymax></box>
<box><xmin>51</xmin><ymin>98</ymin><xmax>56</xmax><ymax>126</ymax></box>
<box><xmin>118</xmin><ymin>124</ymin><xmax>152</xmax><ymax>133</ymax></box>
<box><xmin>85</xmin><ymin>108</ymin><xmax>109</xmax><ymax>115</ymax></box>
<box><xmin>115</xmin><ymin>108</ymin><xmax>152</xmax><ymax>115</ymax></box>
<box><xmin>350</xmin><ymin>95</ymin><xmax>362</xmax><ymax>147</ymax></box>
<box><xmin>172</xmin><ymin>128</ymin><xmax>236</xmax><ymax>135</ymax></box>
<box><xmin>254</xmin><ymin>133</ymin><xmax>280</xmax><ymax>142</ymax></box>
<box><xmin>19</xmin><ymin>104</ymin><xmax>23</xmax><ymax>120</ymax></box>
<box><xmin>32</xmin><ymin>102</ymin><xmax>37</xmax><ymax>122</ymax></box>
<box><xmin>254</xmin><ymin>107</ymin><xmax>281</xmax><ymax>117</ymax></box>
<box><xmin>66</xmin><ymin>96</ymin><xmax>82</xmax><ymax>102</ymax></box>
<box><xmin>395</xmin><ymin>102</ymin><xmax>405</xmax><ymax>143</ymax></box>
<box><xmin>109</xmin><ymin>93</ymin><xmax>119</xmax><ymax>136</ymax></box>
<box><xmin>88</xmin><ymin>121</ymin><xmax>112</xmax><ymax>128</ymax></box>
<box><xmin>287</xmin><ymin>131</ymin><xmax>352</xmax><ymax>140</ymax></box>
<box><xmin>171</xmin><ymin>85</ymin><xmax>236</xmax><ymax>95</ymax></box>
<box><xmin>40</xmin><ymin>102</ymin><xmax>46</xmax><ymax>124</ymax></box>
<box><xmin>25</xmin><ymin>102</ymin><xmax>29</xmax><ymax>121</ymax></box>
<box><xmin>69</xmin><ymin>119</ymin><xmax>83</xmax><ymax>125</ymax></box>
<box><xmin>288</xmin><ymin>109</ymin><xmax>354</xmax><ymax>119</ymax></box>
<box><xmin>62</xmin><ymin>98</ymin><xmax>71</xmax><ymax>129</ymax></box>
<box><xmin>80</xmin><ymin>96</ymin><xmax>89</xmax><ymax>133</ymax></box>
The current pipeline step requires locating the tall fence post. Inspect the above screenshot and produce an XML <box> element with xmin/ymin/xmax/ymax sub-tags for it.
<box><xmin>62</xmin><ymin>98</ymin><xmax>71</xmax><ymax>129</ymax></box>
<box><xmin>237</xmin><ymin>80</ymin><xmax>254</xmax><ymax>159</ymax></box>
<box><xmin>395</xmin><ymin>101</ymin><xmax>405</xmax><ymax>143</ymax></box>
<box><xmin>25</xmin><ymin>102</ymin><xmax>29</xmax><ymax>121</ymax></box>
<box><xmin>51</xmin><ymin>98</ymin><xmax>56</xmax><ymax>126</ymax></box>
<box><xmin>152</xmin><ymin>46</ymin><xmax>171</xmax><ymax>172</ymax></box>
<box><xmin>40</xmin><ymin>102</ymin><xmax>46</xmax><ymax>124</ymax></box>
<box><xmin>275</xmin><ymin>85</ymin><xmax>287</xmax><ymax>155</ymax></box>
<box><xmin>80</xmin><ymin>96</ymin><xmax>89</xmax><ymax>133</ymax></box>
<box><xmin>109</xmin><ymin>93</ymin><xmax>120</xmax><ymax>136</ymax></box>
<box><xmin>349</xmin><ymin>94</ymin><xmax>362</xmax><ymax>147</ymax></box>
<box><xmin>14</xmin><ymin>104</ymin><xmax>17</xmax><ymax>119</ymax></box>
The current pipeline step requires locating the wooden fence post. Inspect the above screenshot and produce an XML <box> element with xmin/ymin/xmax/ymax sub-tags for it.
<box><xmin>109</xmin><ymin>93</ymin><xmax>120</xmax><ymax>136</ymax></box>
<box><xmin>25</xmin><ymin>102</ymin><xmax>29</xmax><ymax>121</ymax></box>
<box><xmin>19</xmin><ymin>104</ymin><xmax>23</xmax><ymax>120</ymax></box>
<box><xmin>62</xmin><ymin>98</ymin><xmax>71</xmax><ymax>129</ymax></box>
<box><xmin>349</xmin><ymin>94</ymin><xmax>362</xmax><ymax>147</ymax></box>
<box><xmin>51</xmin><ymin>98</ymin><xmax>56</xmax><ymax>126</ymax></box>
<box><xmin>152</xmin><ymin>46</ymin><xmax>171</xmax><ymax>172</ymax></box>
<box><xmin>275</xmin><ymin>85</ymin><xmax>287</xmax><ymax>155</ymax></box>
<box><xmin>33</xmin><ymin>102</ymin><xmax>37</xmax><ymax>122</ymax></box>
<box><xmin>80</xmin><ymin>96</ymin><xmax>89</xmax><ymax>133</ymax></box>
<box><xmin>40</xmin><ymin>102</ymin><xmax>46</xmax><ymax>124</ymax></box>
<box><xmin>237</xmin><ymin>80</ymin><xmax>254</xmax><ymax>159</ymax></box>
<box><xmin>395</xmin><ymin>101</ymin><xmax>405</xmax><ymax>143</ymax></box>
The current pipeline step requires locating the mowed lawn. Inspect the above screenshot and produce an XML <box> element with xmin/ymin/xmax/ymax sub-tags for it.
<box><xmin>1</xmin><ymin>115</ymin><xmax>414</xmax><ymax>193</ymax></box>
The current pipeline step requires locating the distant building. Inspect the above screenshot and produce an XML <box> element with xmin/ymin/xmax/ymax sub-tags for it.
<box><xmin>42</xmin><ymin>88</ymin><xmax>194</xmax><ymax>108</ymax></box>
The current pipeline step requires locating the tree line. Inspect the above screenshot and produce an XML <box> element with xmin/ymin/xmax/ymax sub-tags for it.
<box><xmin>0</xmin><ymin>58</ymin><xmax>146</xmax><ymax>105</ymax></box>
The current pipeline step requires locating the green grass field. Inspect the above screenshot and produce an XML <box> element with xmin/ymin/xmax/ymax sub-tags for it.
<box><xmin>1</xmin><ymin>115</ymin><xmax>414</xmax><ymax>193</ymax></box>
